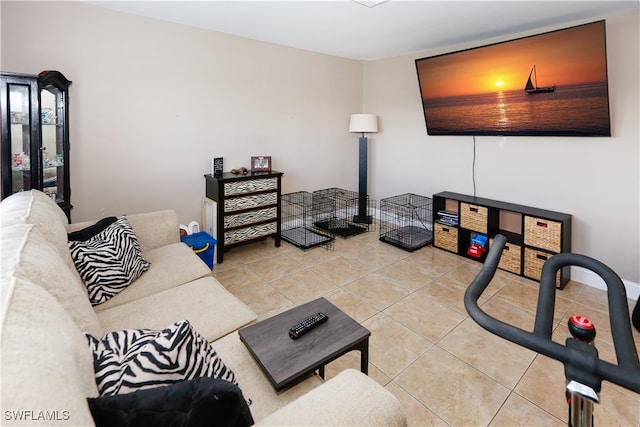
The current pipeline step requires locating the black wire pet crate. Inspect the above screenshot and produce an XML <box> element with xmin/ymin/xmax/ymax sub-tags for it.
<box><xmin>281</xmin><ymin>191</ymin><xmax>334</xmax><ymax>250</ymax></box>
<box><xmin>379</xmin><ymin>193</ymin><xmax>433</xmax><ymax>251</ymax></box>
<box><xmin>312</xmin><ymin>188</ymin><xmax>372</xmax><ymax>237</ymax></box>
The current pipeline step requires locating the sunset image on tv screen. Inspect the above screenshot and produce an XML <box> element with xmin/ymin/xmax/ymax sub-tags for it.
<box><xmin>415</xmin><ymin>21</ymin><xmax>611</xmax><ymax>136</ymax></box>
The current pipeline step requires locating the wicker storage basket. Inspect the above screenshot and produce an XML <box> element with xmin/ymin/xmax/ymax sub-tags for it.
<box><xmin>524</xmin><ymin>216</ymin><xmax>562</xmax><ymax>253</ymax></box>
<box><xmin>524</xmin><ymin>247</ymin><xmax>560</xmax><ymax>286</ymax></box>
<box><xmin>434</xmin><ymin>222</ymin><xmax>458</xmax><ymax>252</ymax></box>
<box><xmin>460</xmin><ymin>203</ymin><xmax>488</xmax><ymax>233</ymax></box>
<box><xmin>490</xmin><ymin>238</ymin><xmax>521</xmax><ymax>274</ymax></box>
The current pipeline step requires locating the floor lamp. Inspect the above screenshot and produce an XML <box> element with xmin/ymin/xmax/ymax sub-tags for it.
<box><xmin>349</xmin><ymin>113</ymin><xmax>378</xmax><ymax>224</ymax></box>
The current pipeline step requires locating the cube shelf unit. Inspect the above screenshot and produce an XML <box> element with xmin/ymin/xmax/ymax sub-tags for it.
<box><xmin>312</xmin><ymin>188</ymin><xmax>373</xmax><ymax>238</ymax></box>
<box><xmin>433</xmin><ymin>191</ymin><xmax>572</xmax><ymax>289</ymax></box>
<box><xmin>379</xmin><ymin>193</ymin><xmax>433</xmax><ymax>252</ymax></box>
<box><xmin>281</xmin><ymin>191</ymin><xmax>334</xmax><ymax>250</ymax></box>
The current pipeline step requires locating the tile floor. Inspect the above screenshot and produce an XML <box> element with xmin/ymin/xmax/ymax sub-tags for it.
<box><xmin>212</xmin><ymin>230</ymin><xmax>640</xmax><ymax>426</ymax></box>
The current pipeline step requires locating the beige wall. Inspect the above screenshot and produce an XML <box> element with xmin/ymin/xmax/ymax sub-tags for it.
<box><xmin>363</xmin><ymin>10</ymin><xmax>639</xmax><ymax>289</ymax></box>
<box><xmin>1</xmin><ymin>1</ymin><xmax>363</xmax><ymax>220</ymax></box>
<box><xmin>2</xmin><ymin>2</ymin><xmax>638</xmax><ymax>291</ymax></box>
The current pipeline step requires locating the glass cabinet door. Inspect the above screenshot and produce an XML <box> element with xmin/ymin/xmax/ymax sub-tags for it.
<box><xmin>38</xmin><ymin>70</ymin><xmax>72</xmax><ymax>218</ymax></box>
<box><xmin>1</xmin><ymin>74</ymin><xmax>39</xmax><ymax>198</ymax></box>
<box><xmin>40</xmin><ymin>87</ymin><xmax>65</xmax><ymax>202</ymax></box>
<box><xmin>10</xmin><ymin>84</ymin><xmax>33</xmax><ymax>193</ymax></box>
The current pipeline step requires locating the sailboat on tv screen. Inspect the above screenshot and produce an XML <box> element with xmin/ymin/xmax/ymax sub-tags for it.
<box><xmin>525</xmin><ymin>65</ymin><xmax>555</xmax><ymax>94</ymax></box>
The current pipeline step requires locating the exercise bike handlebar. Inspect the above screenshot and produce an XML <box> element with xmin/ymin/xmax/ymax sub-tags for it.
<box><xmin>464</xmin><ymin>234</ymin><xmax>640</xmax><ymax>394</ymax></box>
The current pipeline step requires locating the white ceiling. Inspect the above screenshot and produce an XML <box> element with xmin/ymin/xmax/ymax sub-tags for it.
<box><xmin>87</xmin><ymin>1</ymin><xmax>639</xmax><ymax>60</ymax></box>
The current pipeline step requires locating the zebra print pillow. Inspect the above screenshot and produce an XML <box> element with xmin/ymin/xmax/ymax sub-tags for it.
<box><xmin>69</xmin><ymin>216</ymin><xmax>150</xmax><ymax>306</ymax></box>
<box><xmin>85</xmin><ymin>320</ymin><xmax>238</xmax><ymax>397</ymax></box>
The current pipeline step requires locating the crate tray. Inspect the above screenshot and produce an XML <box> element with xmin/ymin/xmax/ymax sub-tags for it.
<box><xmin>282</xmin><ymin>226</ymin><xmax>334</xmax><ymax>249</ymax></box>
<box><xmin>379</xmin><ymin>225</ymin><xmax>433</xmax><ymax>252</ymax></box>
<box><xmin>313</xmin><ymin>220</ymin><xmax>366</xmax><ymax>238</ymax></box>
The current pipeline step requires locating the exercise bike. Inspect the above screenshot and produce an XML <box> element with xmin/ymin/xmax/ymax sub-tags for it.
<box><xmin>464</xmin><ymin>234</ymin><xmax>640</xmax><ymax>427</ymax></box>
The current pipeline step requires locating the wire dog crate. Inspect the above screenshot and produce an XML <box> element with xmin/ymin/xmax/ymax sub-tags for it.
<box><xmin>312</xmin><ymin>188</ymin><xmax>372</xmax><ymax>237</ymax></box>
<box><xmin>281</xmin><ymin>191</ymin><xmax>334</xmax><ymax>250</ymax></box>
<box><xmin>379</xmin><ymin>193</ymin><xmax>433</xmax><ymax>251</ymax></box>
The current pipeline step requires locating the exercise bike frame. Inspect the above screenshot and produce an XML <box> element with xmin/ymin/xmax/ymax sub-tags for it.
<box><xmin>464</xmin><ymin>234</ymin><xmax>640</xmax><ymax>425</ymax></box>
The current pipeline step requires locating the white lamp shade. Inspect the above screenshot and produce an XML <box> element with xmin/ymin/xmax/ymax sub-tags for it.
<box><xmin>349</xmin><ymin>114</ymin><xmax>378</xmax><ymax>133</ymax></box>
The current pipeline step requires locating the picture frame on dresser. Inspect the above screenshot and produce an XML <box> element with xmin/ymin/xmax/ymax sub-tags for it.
<box><xmin>251</xmin><ymin>156</ymin><xmax>271</xmax><ymax>172</ymax></box>
<box><xmin>213</xmin><ymin>157</ymin><xmax>223</xmax><ymax>176</ymax></box>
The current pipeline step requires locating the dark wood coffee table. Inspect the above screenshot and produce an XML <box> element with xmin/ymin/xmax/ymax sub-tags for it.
<box><xmin>238</xmin><ymin>297</ymin><xmax>370</xmax><ymax>391</ymax></box>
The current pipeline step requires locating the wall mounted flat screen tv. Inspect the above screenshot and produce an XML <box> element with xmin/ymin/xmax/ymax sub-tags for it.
<box><xmin>415</xmin><ymin>20</ymin><xmax>611</xmax><ymax>136</ymax></box>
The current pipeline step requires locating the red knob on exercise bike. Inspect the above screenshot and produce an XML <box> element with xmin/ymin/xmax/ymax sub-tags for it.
<box><xmin>568</xmin><ymin>315</ymin><xmax>596</xmax><ymax>343</ymax></box>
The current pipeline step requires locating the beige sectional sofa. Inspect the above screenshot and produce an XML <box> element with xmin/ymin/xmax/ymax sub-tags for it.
<box><xmin>1</xmin><ymin>190</ymin><xmax>406</xmax><ymax>426</ymax></box>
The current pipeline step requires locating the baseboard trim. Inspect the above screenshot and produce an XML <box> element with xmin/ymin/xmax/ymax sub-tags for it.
<box><xmin>571</xmin><ymin>267</ymin><xmax>639</xmax><ymax>301</ymax></box>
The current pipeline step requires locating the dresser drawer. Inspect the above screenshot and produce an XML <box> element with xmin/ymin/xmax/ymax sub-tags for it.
<box><xmin>224</xmin><ymin>222</ymin><xmax>277</xmax><ymax>244</ymax></box>
<box><xmin>224</xmin><ymin>177</ymin><xmax>278</xmax><ymax>196</ymax></box>
<box><xmin>460</xmin><ymin>203</ymin><xmax>488</xmax><ymax>233</ymax></box>
<box><xmin>224</xmin><ymin>192</ymin><xmax>277</xmax><ymax>212</ymax></box>
<box><xmin>224</xmin><ymin>207</ymin><xmax>277</xmax><ymax>229</ymax></box>
<box><xmin>524</xmin><ymin>216</ymin><xmax>562</xmax><ymax>252</ymax></box>
<box><xmin>434</xmin><ymin>222</ymin><xmax>458</xmax><ymax>252</ymax></box>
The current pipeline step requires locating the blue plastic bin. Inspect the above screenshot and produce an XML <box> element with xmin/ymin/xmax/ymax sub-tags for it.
<box><xmin>180</xmin><ymin>232</ymin><xmax>217</xmax><ymax>270</ymax></box>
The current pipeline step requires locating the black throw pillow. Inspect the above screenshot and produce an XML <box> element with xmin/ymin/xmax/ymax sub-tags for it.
<box><xmin>68</xmin><ymin>216</ymin><xmax>118</xmax><ymax>241</ymax></box>
<box><xmin>87</xmin><ymin>377</ymin><xmax>254</xmax><ymax>427</ymax></box>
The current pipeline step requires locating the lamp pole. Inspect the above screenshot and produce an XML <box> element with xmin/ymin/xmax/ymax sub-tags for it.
<box><xmin>355</xmin><ymin>132</ymin><xmax>371</xmax><ymax>224</ymax></box>
<box><xmin>349</xmin><ymin>114</ymin><xmax>377</xmax><ymax>224</ymax></box>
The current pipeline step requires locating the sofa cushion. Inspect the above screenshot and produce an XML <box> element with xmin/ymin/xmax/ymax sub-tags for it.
<box><xmin>0</xmin><ymin>223</ymin><xmax>102</xmax><ymax>335</ymax></box>
<box><xmin>125</xmin><ymin>210</ymin><xmax>181</xmax><ymax>253</ymax></box>
<box><xmin>0</xmin><ymin>190</ymin><xmax>72</xmax><ymax>262</ymax></box>
<box><xmin>69</xmin><ymin>216</ymin><xmax>151</xmax><ymax>306</ymax></box>
<box><xmin>212</xmin><ymin>331</ymin><xmax>323</xmax><ymax>422</ymax></box>
<box><xmin>86</xmin><ymin>320</ymin><xmax>237</xmax><ymax>397</ymax></box>
<box><xmin>93</xmin><ymin>242</ymin><xmax>211</xmax><ymax>312</ymax></box>
<box><xmin>97</xmin><ymin>277</ymin><xmax>257</xmax><ymax>343</ymax></box>
<box><xmin>87</xmin><ymin>377</ymin><xmax>253</xmax><ymax>427</ymax></box>
<box><xmin>68</xmin><ymin>216</ymin><xmax>118</xmax><ymax>241</ymax></box>
<box><xmin>0</xmin><ymin>278</ymin><xmax>99</xmax><ymax>426</ymax></box>
<box><xmin>256</xmin><ymin>369</ymin><xmax>406</xmax><ymax>427</ymax></box>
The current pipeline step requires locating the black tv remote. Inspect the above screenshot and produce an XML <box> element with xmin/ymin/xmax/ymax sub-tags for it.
<box><xmin>288</xmin><ymin>312</ymin><xmax>328</xmax><ymax>340</ymax></box>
